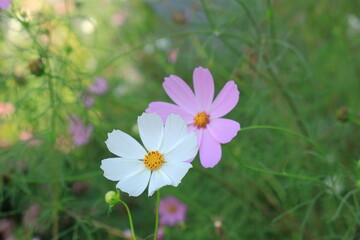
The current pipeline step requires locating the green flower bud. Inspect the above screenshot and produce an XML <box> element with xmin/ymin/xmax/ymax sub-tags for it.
<box><xmin>105</xmin><ymin>190</ymin><xmax>120</xmax><ymax>208</ymax></box>
<box><xmin>336</xmin><ymin>107</ymin><xmax>349</xmax><ymax>122</ymax></box>
<box><xmin>105</xmin><ymin>191</ymin><xmax>116</xmax><ymax>204</ymax></box>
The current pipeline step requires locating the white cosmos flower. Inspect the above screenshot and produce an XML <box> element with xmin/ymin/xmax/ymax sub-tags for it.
<box><xmin>100</xmin><ymin>113</ymin><xmax>198</xmax><ymax>197</ymax></box>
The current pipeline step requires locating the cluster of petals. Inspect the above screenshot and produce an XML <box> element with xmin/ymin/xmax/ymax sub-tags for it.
<box><xmin>147</xmin><ymin>66</ymin><xmax>240</xmax><ymax>168</ymax></box>
<box><xmin>100</xmin><ymin>113</ymin><xmax>198</xmax><ymax>197</ymax></box>
<box><xmin>68</xmin><ymin>115</ymin><xmax>93</xmax><ymax>146</ymax></box>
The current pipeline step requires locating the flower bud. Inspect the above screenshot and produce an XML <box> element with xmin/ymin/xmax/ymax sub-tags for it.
<box><xmin>14</xmin><ymin>75</ymin><xmax>27</xmax><ymax>86</ymax></box>
<box><xmin>105</xmin><ymin>191</ymin><xmax>116</xmax><ymax>203</ymax></box>
<box><xmin>105</xmin><ymin>190</ymin><xmax>120</xmax><ymax>207</ymax></box>
<box><xmin>336</xmin><ymin>107</ymin><xmax>349</xmax><ymax>122</ymax></box>
<box><xmin>29</xmin><ymin>59</ymin><xmax>45</xmax><ymax>76</ymax></box>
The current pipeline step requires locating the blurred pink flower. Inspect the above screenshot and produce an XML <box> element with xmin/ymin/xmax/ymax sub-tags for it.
<box><xmin>54</xmin><ymin>1</ymin><xmax>75</xmax><ymax>14</ymax></box>
<box><xmin>159</xmin><ymin>196</ymin><xmax>187</xmax><ymax>226</ymax></box>
<box><xmin>19</xmin><ymin>130</ymin><xmax>34</xmax><ymax>141</ymax></box>
<box><xmin>68</xmin><ymin>115</ymin><xmax>93</xmax><ymax>146</ymax></box>
<box><xmin>168</xmin><ymin>48</ymin><xmax>179</xmax><ymax>63</ymax></box>
<box><xmin>88</xmin><ymin>77</ymin><xmax>108</xmax><ymax>95</ymax></box>
<box><xmin>157</xmin><ymin>225</ymin><xmax>165</xmax><ymax>240</ymax></box>
<box><xmin>123</xmin><ymin>229</ymin><xmax>132</xmax><ymax>239</ymax></box>
<box><xmin>0</xmin><ymin>0</ymin><xmax>11</xmax><ymax>10</ymax></box>
<box><xmin>0</xmin><ymin>102</ymin><xmax>15</xmax><ymax>119</ymax></box>
<box><xmin>82</xmin><ymin>93</ymin><xmax>95</xmax><ymax>108</ymax></box>
<box><xmin>23</xmin><ymin>203</ymin><xmax>41</xmax><ymax>230</ymax></box>
<box><xmin>111</xmin><ymin>11</ymin><xmax>128</xmax><ymax>26</ymax></box>
<box><xmin>0</xmin><ymin>218</ymin><xmax>15</xmax><ymax>240</ymax></box>
<box><xmin>146</xmin><ymin>67</ymin><xmax>240</xmax><ymax>168</ymax></box>
<box><xmin>0</xmin><ymin>139</ymin><xmax>11</xmax><ymax>149</ymax></box>
<box><xmin>19</xmin><ymin>130</ymin><xmax>42</xmax><ymax>146</ymax></box>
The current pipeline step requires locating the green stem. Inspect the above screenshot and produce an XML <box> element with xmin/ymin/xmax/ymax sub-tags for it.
<box><xmin>119</xmin><ymin>200</ymin><xmax>136</xmax><ymax>240</ymax></box>
<box><xmin>235</xmin><ymin>153</ymin><xmax>327</xmax><ymax>188</ymax></box>
<box><xmin>240</xmin><ymin>125</ymin><xmax>325</xmax><ymax>156</ymax></box>
<box><xmin>350</xmin><ymin>117</ymin><xmax>360</xmax><ymax>126</ymax></box>
<box><xmin>153</xmin><ymin>190</ymin><xmax>161</xmax><ymax>240</ymax></box>
<box><xmin>232</xmin><ymin>125</ymin><xmax>329</xmax><ymax>188</ymax></box>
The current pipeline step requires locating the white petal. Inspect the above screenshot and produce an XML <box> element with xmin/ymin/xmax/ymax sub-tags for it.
<box><xmin>159</xmin><ymin>114</ymin><xmax>188</xmax><ymax>153</ymax></box>
<box><xmin>160</xmin><ymin>162</ymin><xmax>192</xmax><ymax>186</ymax></box>
<box><xmin>138</xmin><ymin>113</ymin><xmax>164</xmax><ymax>151</ymax></box>
<box><xmin>164</xmin><ymin>132</ymin><xmax>198</xmax><ymax>162</ymax></box>
<box><xmin>148</xmin><ymin>169</ymin><xmax>172</xmax><ymax>196</ymax></box>
<box><xmin>100</xmin><ymin>158</ymin><xmax>144</xmax><ymax>181</ymax></box>
<box><xmin>105</xmin><ymin>130</ymin><xmax>146</xmax><ymax>159</ymax></box>
<box><xmin>116</xmin><ymin>167</ymin><xmax>151</xmax><ymax>197</ymax></box>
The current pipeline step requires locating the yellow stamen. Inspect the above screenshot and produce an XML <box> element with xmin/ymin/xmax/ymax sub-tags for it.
<box><xmin>144</xmin><ymin>151</ymin><xmax>164</xmax><ymax>170</ymax></box>
<box><xmin>194</xmin><ymin>112</ymin><xmax>210</xmax><ymax>128</ymax></box>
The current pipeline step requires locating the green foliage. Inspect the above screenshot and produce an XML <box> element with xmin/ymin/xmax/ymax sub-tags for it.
<box><xmin>1</xmin><ymin>0</ymin><xmax>360</xmax><ymax>239</ymax></box>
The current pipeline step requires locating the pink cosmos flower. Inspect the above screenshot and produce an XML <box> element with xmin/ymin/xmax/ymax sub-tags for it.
<box><xmin>0</xmin><ymin>102</ymin><xmax>15</xmax><ymax>119</ymax></box>
<box><xmin>0</xmin><ymin>0</ymin><xmax>11</xmax><ymax>10</ymax></box>
<box><xmin>159</xmin><ymin>196</ymin><xmax>187</xmax><ymax>226</ymax></box>
<box><xmin>88</xmin><ymin>77</ymin><xmax>108</xmax><ymax>95</ymax></box>
<box><xmin>146</xmin><ymin>67</ymin><xmax>240</xmax><ymax>168</ymax></box>
<box><xmin>68</xmin><ymin>115</ymin><xmax>93</xmax><ymax>146</ymax></box>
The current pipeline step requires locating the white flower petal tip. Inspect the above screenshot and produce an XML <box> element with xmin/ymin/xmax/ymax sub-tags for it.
<box><xmin>105</xmin><ymin>129</ymin><xmax>146</xmax><ymax>159</ymax></box>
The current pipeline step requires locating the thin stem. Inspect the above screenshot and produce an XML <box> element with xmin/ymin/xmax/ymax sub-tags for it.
<box><xmin>119</xmin><ymin>200</ymin><xmax>137</xmax><ymax>240</ymax></box>
<box><xmin>236</xmin><ymin>154</ymin><xmax>327</xmax><ymax>188</ymax></box>
<box><xmin>240</xmin><ymin>125</ymin><xmax>325</xmax><ymax>156</ymax></box>
<box><xmin>153</xmin><ymin>190</ymin><xmax>161</xmax><ymax>240</ymax></box>
<box><xmin>231</xmin><ymin>125</ymin><xmax>329</xmax><ymax>188</ymax></box>
<box><xmin>233</xmin><ymin>0</ymin><xmax>261</xmax><ymax>43</ymax></box>
<box><xmin>350</xmin><ymin>117</ymin><xmax>360</xmax><ymax>126</ymax></box>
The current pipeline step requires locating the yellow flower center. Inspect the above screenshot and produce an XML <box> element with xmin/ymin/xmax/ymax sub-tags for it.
<box><xmin>144</xmin><ymin>151</ymin><xmax>164</xmax><ymax>171</ymax></box>
<box><xmin>194</xmin><ymin>112</ymin><xmax>210</xmax><ymax>128</ymax></box>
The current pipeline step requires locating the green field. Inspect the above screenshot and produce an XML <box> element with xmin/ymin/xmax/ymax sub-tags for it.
<box><xmin>1</xmin><ymin>0</ymin><xmax>360</xmax><ymax>239</ymax></box>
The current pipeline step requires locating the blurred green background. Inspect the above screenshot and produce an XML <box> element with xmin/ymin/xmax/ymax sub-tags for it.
<box><xmin>1</xmin><ymin>0</ymin><xmax>360</xmax><ymax>239</ymax></box>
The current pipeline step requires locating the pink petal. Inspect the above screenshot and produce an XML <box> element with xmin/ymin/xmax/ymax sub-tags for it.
<box><xmin>207</xmin><ymin>118</ymin><xmax>240</xmax><ymax>144</ymax></box>
<box><xmin>199</xmin><ymin>130</ymin><xmax>222</xmax><ymax>168</ymax></box>
<box><xmin>210</xmin><ymin>81</ymin><xmax>239</xmax><ymax>118</ymax></box>
<box><xmin>163</xmin><ymin>75</ymin><xmax>197</xmax><ymax>115</ymax></box>
<box><xmin>193</xmin><ymin>67</ymin><xmax>214</xmax><ymax>111</ymax></box>
<box><xmin>0</xmin><ymin>0</ymin><xmax>11</xmax><ymax>10</ymax></box>
<box><xmin>146</xmin><ymin>101</ymin><xmax>193</xmax><ymax>123</ymax></box>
